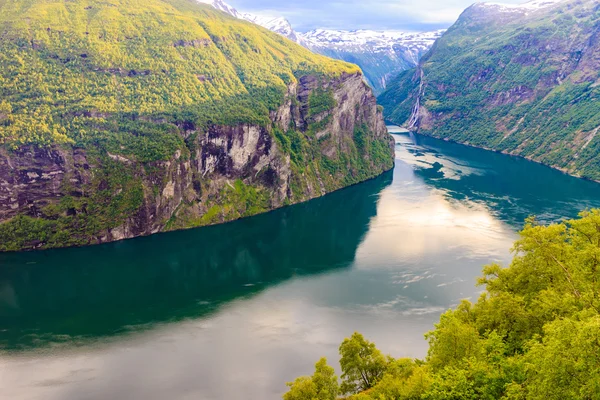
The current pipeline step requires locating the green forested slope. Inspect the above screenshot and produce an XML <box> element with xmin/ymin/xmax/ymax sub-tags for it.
<box><xmin>0</xmin><ymin>0</ymin><xmax>393</xmax><ymax>251</ymax></box>
<box><xmin>379</xmin><ymin>0</ymin><xmax>600</xmax><ymax>180</ymax></box>
<box><xmin>285</xmin><ymin>210</ymin><xmax>600</xmax><ymax>400</ymax></box>
<box><xmin>0</xmin><ymin>0</ymin><xmax>358</xmax><ymax>150</ymax></box>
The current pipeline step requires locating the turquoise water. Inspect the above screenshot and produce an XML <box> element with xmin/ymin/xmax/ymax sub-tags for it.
<box><xmin>2</xmin><ymin>126</ymin><xmax>600</xmax><ymax>399</ymax></box>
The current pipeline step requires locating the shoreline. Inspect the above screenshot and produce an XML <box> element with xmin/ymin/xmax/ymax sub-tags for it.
<box><xmin>386</xmin><ymin>122</ymin><xmax>600</xmax><ymax>186</ymax></box>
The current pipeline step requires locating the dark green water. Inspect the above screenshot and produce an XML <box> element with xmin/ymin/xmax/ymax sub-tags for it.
<box><xmin>2</xmin><ymin>125</ymin><xmax>600</xmax><ymax>399</ymax></box>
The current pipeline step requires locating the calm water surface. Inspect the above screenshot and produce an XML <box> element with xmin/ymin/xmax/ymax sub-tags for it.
<box><xmin>2</xmin><ymin>126</ymin><xmax>600</xmax><ymax>399</ymax></box>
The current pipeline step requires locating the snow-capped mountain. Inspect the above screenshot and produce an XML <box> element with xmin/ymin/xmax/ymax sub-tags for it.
<box><xmin>197</xmin><ymin>0</ymin><xmax>243</xmax><ymax>19</ymax></box>
<box><xmin>241</xmin><ymin>14</ymin><xmax>303</xmax><ymax>43</ymax></box>
<box><xmin>302</xmin><ymin>29</ymin><xmax>443</xmax><ymax>67</ymax></box>
<box><xmin>196</xmin><ymin>0</ymin><xmax>443</xmax><ymax>93</ymax></box>
<box><xmin>478</xmin><ymin>0</ymin><xmax>567</xmax><ymax>13</ymax></box>
<box><xmin>301</xmin><ymin>29</ymin><xmax>444</xmax><ymax>93</ymax></box>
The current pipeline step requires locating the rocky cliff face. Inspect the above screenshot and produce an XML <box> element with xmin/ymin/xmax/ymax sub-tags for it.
<box><xmin>378</xmin><ymin>0</ymin><xmax>600</xmax><ymax>180</ymax></box>
<box><xmin>0</xmin><ymin>72</ymin><xmax>393</xmax><ymax>251</ymax></box>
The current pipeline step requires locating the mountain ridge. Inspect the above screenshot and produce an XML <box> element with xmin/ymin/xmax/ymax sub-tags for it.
<box><xmin>379</xmin><ymin>0</ymin><xmax>600</xmax><ymax>180</ymax></box>
<box><xmin>198</xmin><ymin>0</ymin><xmax>443</xmax><ymax>93</ymax></box>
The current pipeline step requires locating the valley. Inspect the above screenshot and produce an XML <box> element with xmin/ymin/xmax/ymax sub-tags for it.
<box><xmin>3</xmin><ymin>126</ymin><xmax>600</xmax><ymax>398</ymax></box>
<box><xmin>1</xmin><ymin>0</ymin><xmax>600</xmax><ymax>399</ymax></box>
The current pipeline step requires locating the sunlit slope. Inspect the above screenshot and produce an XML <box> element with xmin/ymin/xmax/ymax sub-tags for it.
<box><xmin>0</xmin><ymin>0</ymin><xmax>359</xmax><ymax>148</ymax></box>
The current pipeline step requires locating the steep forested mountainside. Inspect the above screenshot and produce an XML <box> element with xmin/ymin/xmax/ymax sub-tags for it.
<box><xmin>0</xmin><ymin>0</ymin><xmax>393</xmax><ymax>251</ymax></box>
<box><xmin>379</xmin><ymin>0</ymin><xmax>600</xmax><ymax>180</ymax></box>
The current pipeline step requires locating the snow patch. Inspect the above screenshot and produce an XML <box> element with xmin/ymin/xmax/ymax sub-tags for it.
<box><xmin>479</xmin><ymin>0</ymin><xmax>566</xmax><ymax>13</ymax></box>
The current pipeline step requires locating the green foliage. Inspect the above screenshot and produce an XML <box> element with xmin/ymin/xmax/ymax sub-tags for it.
<box><xmin>166</xmin><ymin>178</ymin><xmax>272</xmax><ymax>230</ymax></box>
<box><xmin>308</xmin><ymin>88</ymin><xmax>336</xmax><ymax>116</ymax></box>
<box><xmin>365</xmin><ymin>359</ymin><xmax>432</xmax><ymax>400</ymax></box>
<box><xmin>284</xmin><ymin>358</ymin><xmax>339</xmax><ymax>400</ymax></box>
<box><xmin>524</xmin><ymin>314</ymin><xmax>600</xmax><ymax>400</ymax></box>
<box><xmin>0</xmin><ymin>156</ymin><xmax>145</xmax><ymax>251</ymax></box>
<box><xmin>0</xmin><ymin>0</ymin><xmax>359</xmax><ymax>152</ymax></box>
<box><xmin>379</xmin><ymin>0</ymin><xmax>600</xmax><ymax>180</ymax></box>
<box><xmin>339</xmin><ymin>332</ymin><xmax>389</xmax><ymax>395</ymax></box>
<box><xmin>425</xmin><ymin>305</ymin><xmax>482</xmax><ymax>371</ymax></box>
<box><xmin>0</xmin><ymin>214</ymin><xmax>57</xmax><ymax>252</ymax></box>
<box><xmin>286</xmin><ymin>210</ymin><xmax>600</xmax><ymax>399</ymax></box>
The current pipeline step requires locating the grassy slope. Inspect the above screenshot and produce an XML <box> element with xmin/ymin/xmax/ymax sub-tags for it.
<box><xmin>0</xmin><ymin>0</ymin><xmax>359</xmax><ymax>154</ymax></box>
<box><xmin>379</xmin><ymin>0</ymin><xmax>600</xmax><ymax>180</ymax></box>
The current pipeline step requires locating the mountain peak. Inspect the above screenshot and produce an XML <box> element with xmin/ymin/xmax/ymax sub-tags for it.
<box><xmin>196</xmin><ymin>0</ymin><xmax>243</xmax><ymax>18</ymax></box>
<box><xmin>476</xmin><ymin>0</ymin><xmax>567</xmax><ymax>13</ymax></box>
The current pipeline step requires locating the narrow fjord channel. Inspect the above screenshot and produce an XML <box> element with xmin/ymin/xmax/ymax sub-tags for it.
<box><xmin>2</xmin><ymin>126</ymin><xmax>600</xmax><ymax>400</ymax></box>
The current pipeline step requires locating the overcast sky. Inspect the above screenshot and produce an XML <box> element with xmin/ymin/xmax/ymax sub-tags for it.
<box><xmin>226</xmin><ymin>0</ymin><xmax>528</xmax><ymax>32</ymax></box>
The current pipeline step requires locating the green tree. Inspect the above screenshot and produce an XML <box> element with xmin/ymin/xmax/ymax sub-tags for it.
<box><xmin>364</xmin><ymin>359</ymin><xmax>432</xmax><ymax>400</ymax></box>
<box><xmin>283</xmin><ymin>358</ymin><xmax>339</xmax><ymax>400</ymax></box>
<box><xmin>425</xmin><ymin>305</ymin><xmax>482</xmax><ymax>371</ymax></box>
<box><xmin>524</xmin><ymin>313</ymin><xmax>600</xmax><ymax>400</ymax></box>
<box><xmin>339</xmin><ymin>332</ymin><xmax>388</xmax><ymax>394</ymax></box>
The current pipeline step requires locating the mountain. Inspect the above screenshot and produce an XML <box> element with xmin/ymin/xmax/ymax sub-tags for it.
<box><xmin>0</xmin><ymin>0</ymin><xmax>393</xmax><ymax>251</ymax></box>
<box><xmin>198</xmin><ymin>0</ymin><xmax>442</xmax><ymax>94</ymax></box>
<box><xmin>302</xmin><ymin>29</ymin><xmax>444</xmax><ymax>94</ymax></box>
<box><xmin>242</xmin><ymin>14</ymin><xmax>303</xmax><ymax>43</ymax></box>
<box><xmin>379</xmin><ymin>0</ymin><xmax>600</xmax><ymax>180</ymax></box>
<box><xmin>198</xmin><ymin>0</ymin><xmax>302</xmax><ymax>42</ymax></box>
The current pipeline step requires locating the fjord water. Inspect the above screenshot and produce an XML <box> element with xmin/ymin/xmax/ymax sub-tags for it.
<box><xmin>2</xmin><ymin>126</ymin><xmax>600</xmax><ymax>400</ymax></box>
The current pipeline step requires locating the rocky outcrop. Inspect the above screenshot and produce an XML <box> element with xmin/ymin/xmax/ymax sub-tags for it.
<box><xmin>0</xmin><ymin>72</ymin><xmax>393</xmax><ymax>251</ymax></box>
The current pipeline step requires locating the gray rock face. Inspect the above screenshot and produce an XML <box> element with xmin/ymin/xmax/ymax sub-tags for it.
<box><xmin>0</xmin><ymin>72</ymin><xmax>393</xmax><ymax>251</ymax></box>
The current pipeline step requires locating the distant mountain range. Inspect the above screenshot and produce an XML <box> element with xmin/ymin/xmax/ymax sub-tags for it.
<box><xmin>198</xmin><ymin>0</ymin><xmax>443</xmax><ymax>94</ymax></box>
<box><xmin>301</xmin><ymin>29</ymin><xmax>444</xmax><ymax>94</ymax></box>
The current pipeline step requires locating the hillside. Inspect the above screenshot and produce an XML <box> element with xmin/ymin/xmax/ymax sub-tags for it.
<box><xmin>198</xmin><ymin>0</ymin><xmax>442</xmax><ymax>94</ymax></box>
<box><xmin>0</xmin><ymin>0</ymin><xmax>394</xmax><ymax>251</ymax></box>
<box><xmin>379</xmin><ymin>0</ymin><xmax>600</xmax><ymax>180</ymax></box>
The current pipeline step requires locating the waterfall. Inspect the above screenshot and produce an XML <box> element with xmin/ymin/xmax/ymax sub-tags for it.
<box><xmin>408</xmin><ymin>69</ymin><xmax>424</xmax><ymax>130</ymax></box>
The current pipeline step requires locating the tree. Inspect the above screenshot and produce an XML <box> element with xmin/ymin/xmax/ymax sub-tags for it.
<box><xmin>525</xmin><ymin>314</ymin><xmax>600</xmax><ymax>400</ymax></box>
<box><xmin>283</xmin><ymin>377</ymin><xmax>318</xmax><ymax>400</ymax></box>
<box><xmin>425</xmin><ymin>308</ymin><xmax>482</xmax><ymax>371</ymax></box>
<box><xmin>339</xmin><ymin>332</ymin><xmax>388</xmax><ymax>394</ymax></box>
<box><xmin>283</xmin><ymin>358</ymin><xmax>339</xmax><ymax>400</ymax></box>
<box><xmin>365</xmin><ymin>359</ymin><xmax>433</xmax><ymax>400</ymax></box>
<box><xmin>311</xmin><ymin>358</ymin><xmax>339</xmax><ymax>400</ymax></box>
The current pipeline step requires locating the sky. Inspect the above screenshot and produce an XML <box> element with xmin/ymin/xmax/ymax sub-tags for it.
<box><xmin>225</xmin><ymin>0</ymin><xmax>529</xmax><ymax>32</ymax></box>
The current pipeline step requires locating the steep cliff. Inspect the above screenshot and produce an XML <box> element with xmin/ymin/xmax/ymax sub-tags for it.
<box><xmin>379</xmin><ymin>0</ymin><xmax>600</xmax><ymax>180</ymax></box>
<box><xmin>0</xmin><ymin>0</ymin><xmax>393</xmax><ymax>251</ymax></box>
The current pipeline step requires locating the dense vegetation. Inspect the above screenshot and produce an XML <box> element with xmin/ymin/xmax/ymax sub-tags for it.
<box><xmin>0</xmin><ymin>0</ymin><xmax>394</xmax><ymax>251</ymax></box>
<box><xmin>0</xmin><ymin>0</ymin><xmax>359</xmax><ymax>151</ymax></box>
<box><xmin>285</xmin><ymin>210</ymin><xmax>600</xmax><ymax>399</ymax></box>
<box><xmin>379</xmin><ymin>0</ymin><xmax>600</xmax><ymax>180</ymax></box>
